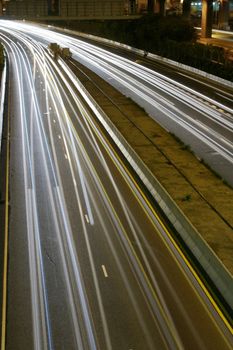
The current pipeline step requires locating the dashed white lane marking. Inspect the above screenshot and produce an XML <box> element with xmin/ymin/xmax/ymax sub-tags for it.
<box><xmin>64</xmin><ymin>154</ymin><xmax>68</xmax><ymax>159</ymax></box>
<box><xmin>101</xmin><ymin>265</ymin><xmax>108</xmax><ymax>278</ymax></box>
<box><xmin>58</xmin><ymin>135</ymin><xmax>61</xmax><ymax>139</ymax></box>
<box><xmin>85</xmin><ymin>214</ymin><xmax>90</xmax><ymax>224</ymax></box>
<box><xmin>53</xmin><ymin>119</ymin><xmax>56</xmax><ymax>123</ymax></box>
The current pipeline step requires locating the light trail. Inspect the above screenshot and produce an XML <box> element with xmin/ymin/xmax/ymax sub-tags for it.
<box><xmin>11</xmin><ymin>38</ymin><xmax>52</xmax><ymax>350</ymax></box>
<box><xmin>60</xmin><ymin>59</ymin><xmax>233</xmax><ymax>164</ymax></box>
<box><xmin>1</xmin><ymin>22</ymin><xmax>232</xmax><ymax>167</ymax></box>
<box><xmin>0</xmin><ymin>31</ymin><xmax>98</xmax><ymax>350</ymax></box>
<box><xmin>0</xmin><ymin>22</ymin><xmax>232</xmax><ymax>350</ymax></box>
<box><xmin>43</xmin><ymin>51</ymin><xmax>182</xmax><ymax>348</ymax></box>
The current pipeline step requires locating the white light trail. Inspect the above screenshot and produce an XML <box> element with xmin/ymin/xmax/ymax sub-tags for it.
<box><xmin>0</xmin><ymin>20</ymin><xmax>232</xmax><ymax>350</ymax></box>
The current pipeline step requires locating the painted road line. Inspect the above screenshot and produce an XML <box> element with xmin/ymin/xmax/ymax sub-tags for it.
<box><xmin>85</xmin><ymin>214</ymin><xmax>90</xmax><ymax>224</ymax></box>
<box><xmin>101</xmin><ymin>265</ymin><xmax>108</xmax><ymax>278</ymax></box>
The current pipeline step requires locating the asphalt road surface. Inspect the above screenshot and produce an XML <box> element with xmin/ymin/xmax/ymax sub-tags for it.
<box><xmin>0</xmin><ymin>22</ymin><xmax>232</xmax><ymax>350</ymax></box>
<box><xmin>3</xmin><ymin>21</ymin><xmax>233</xmax><ymax>185</ymax></box>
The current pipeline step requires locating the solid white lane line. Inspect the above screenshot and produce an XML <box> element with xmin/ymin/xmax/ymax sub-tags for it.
<box><xmin>101</xmin><ymin>265</ymin><xmax>108</xmax><ymax>278</ymax></box>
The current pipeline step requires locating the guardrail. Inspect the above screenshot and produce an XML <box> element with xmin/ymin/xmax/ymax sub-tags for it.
<box><xmin>59</xmin><ymin>58</ymin><xmax>233</xmax><ymax>311</ymax></box>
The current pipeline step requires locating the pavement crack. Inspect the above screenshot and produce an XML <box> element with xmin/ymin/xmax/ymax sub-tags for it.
<box><xmin>45</xmin><ymin>249</ymin><xmax>56</xmax><ymax>266</ymax></box>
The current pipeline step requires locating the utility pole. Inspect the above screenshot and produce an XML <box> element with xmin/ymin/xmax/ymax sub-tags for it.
<box><xmin>201</xmin><ymin>0</ymin><xmax>213</xmax><ymax>38</ymax></box>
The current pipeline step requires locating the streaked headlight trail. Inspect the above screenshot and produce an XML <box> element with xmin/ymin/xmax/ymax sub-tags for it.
<box><xmin>0</xmin><ymin>21</ymin><xmax>232</xmax><ymax>350</ymax></box>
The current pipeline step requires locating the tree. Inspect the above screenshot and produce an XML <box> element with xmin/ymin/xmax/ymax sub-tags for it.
<box><xmin>201</xmin><ymin>0</ymin><xmax>213</xmax><ymax>38</ymax></box>
<box><xmin>147</xmin><ymin>0</ymin><xmax>155</xmax><ymax>13</ymax></box>
<box><xmin>182</xmin><ymin>0</ymin><xmax>192</xmax><ymax>18</ymax></box>
<box><xmin>157</xmin><ymin>0</ymin><xmax>166</xmax><ymax>16</ymax></box>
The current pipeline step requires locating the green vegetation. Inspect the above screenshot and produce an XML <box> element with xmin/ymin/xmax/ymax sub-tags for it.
<box><xmin>63</xmin><ymin>15</ymin><xmax>233</xmax><ymax>82</ymax></box>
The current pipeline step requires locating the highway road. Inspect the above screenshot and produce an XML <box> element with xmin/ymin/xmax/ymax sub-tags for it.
<box><xmin>0</xmin><ymin>22</ymin><xmax>232</xmax><ymax>350</ymax></box>
<box><xmin>2</xmin><ymin>21</ymin><xmax>233</xmax><ymax>185</ymax></box>
<box><xmin>55</xmin><ymin>28</ymin><xmax>233</xmax><ymax>186</ymax></box>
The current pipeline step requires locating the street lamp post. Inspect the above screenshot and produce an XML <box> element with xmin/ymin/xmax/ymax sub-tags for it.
<box><xmin>201</xmin><ymin>0</ymin><xmax>213</xmax><ymax>38</ymax></box>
